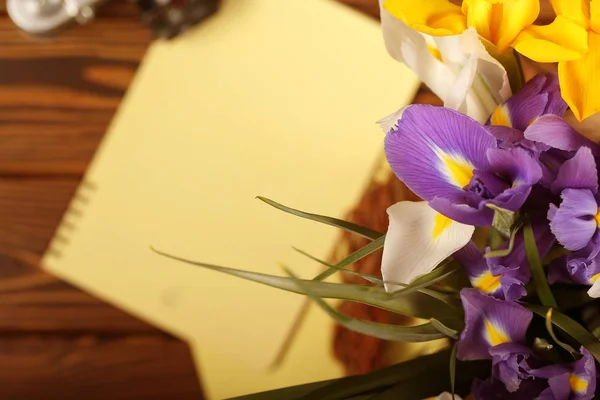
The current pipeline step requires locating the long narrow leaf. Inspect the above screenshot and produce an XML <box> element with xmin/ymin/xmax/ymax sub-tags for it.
<box><xmin>430</xmin><ymin>318</ymin><xmax>459</xmax><ymax>339</ymax></box>
<box><xmin>483</xmin><ymin>44</ymin><xmax>524</xmax><ymax>94</ymax></box>
<box><xmin>527</xmin><ymin>304</ymin><xmax>600</xmax><ymax>364</ymax></box>
<box><xmin>296</xmin><ymin>246</ymin><xmax>463</xmax><ymax>307</ymax></box>
<box><xmin>257</xmin><ymin>196</ymin><xmax>383</xmax><ymax>240</ymax></box>
<box><xmin>545</xmin><ymin>308</ymin><xmax>579</xmax><ymax>359</ymax></box>
<box><xmin>300</xmin><ymin>350</ymin><xmax>454</xmax><ymax>400</ymax></box>
<box><xmin>311</xmin><ymin>236</ymin><xmax>385</xmax><ymax>281</ymax></box>
<box><xmin>303</xmin><ymin>349</ymin><xmax>489</xmax><ymax>400</ymax></box>
<box><xmin>153</xmin><ymin>248</ymin><xmax>459</xmax><ymax>320</ymax></box>
<box><xmin>294</xmin><ymin>246</ymin><xmax>384</xmax><ymax>284</ymax></box>
<box><xmin>450</xmin><ymin>342</ymin><xmax>458</xmax><ymax>400</ymax></box>
<box><xmin>286</xmin><ymin>269</ymin><xmax>445</xmax><ymax>342</ymax></box>
<box><xmin>485</xmin><ymin>223</ymin><xmax>521</xmax><ymax>258</ymax></box>
<box><xmin>391</xmin><ymin>261</ymin><xmax>458</xmax><ymax>298</ymax></box>
<box><xmin>232</xmin><ymin>379</ymin><xmax>337</xmax><ymax>400</ymax></box>
<box><xmin>523</xmin><ymin>220</ymin><xmax>558</xmax><ymax>308</ymax></box>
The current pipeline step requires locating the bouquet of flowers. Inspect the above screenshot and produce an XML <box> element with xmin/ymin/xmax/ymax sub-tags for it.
<box><xmin>156</xmin><ymin>0</ymin><xmax>600</xmax><ymax>398</ymax></box>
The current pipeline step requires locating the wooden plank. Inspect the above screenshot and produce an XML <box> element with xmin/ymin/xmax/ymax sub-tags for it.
<box><xmin>0</xmin><ymin>334</ymin><xmax>203</xmax><ymax>399</ymax></box>
<box><xmin>0</xmin><ymin>252</ymin><xmax>164</xmax><ymax>333</ymax></box>
<box><xmin>338</xmin><ymin>0</ymin><xmax>378</xmax><ymax>18</ymax></box>
<box><xmin>0</xmin><ymin>179</ymin><xmax>77</xmax><ymax>255</ymax></box>
<box><xmin>0</xmin><ymin>14</ymin><xmax>147</xmax><ymax>175</ymax></box>
<box><xmin>0</xmin><ymin>17</ymin><xmax>149</xmax><ymax>61</ymax></box>
<box><xmin>0</xmin><ymin>179</ymin><xmax>167</xmax><ymax>333</ymax></box>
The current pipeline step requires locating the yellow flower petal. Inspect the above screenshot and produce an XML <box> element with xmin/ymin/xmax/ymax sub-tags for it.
<box><xmin>591</xmin><ymin>0</ymin><xmax>600</xmax><ymax>33</ymax></box>
<box><xmin>383</xmin><ymin>0</ymin><xmax>467</xmax><ymax>36</ymax></box>
<box><xmin>549</xmin><ymin>0</ymin><xmax>590</xmax><ymax>29</ymax></box>
<box><xmin>513</xmin><ymin>16</ymin><xmax>589</xmax><ymax>62</ymax></box>
<box><xmin>461</xmin><ymin>0</ymin><xmax>493</xmax><ymax>43</ymax></box>
<box><xmin>463</xmin><ymin>0</ymin><xmax>540</xmax><ymax>52</ymax></box>
<box><xmin>558</xmin><ymin>31</ymin><xmax>600</xmax><ymax>121</ymax></box>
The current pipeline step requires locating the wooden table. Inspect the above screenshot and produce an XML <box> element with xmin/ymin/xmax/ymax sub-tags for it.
<box><xmin>0</xmin><ymin>0</ymin><xmax>380</xmax><ymax>398</ymax></box>
<box><xmin>0</xmin><ymin>0</ymin><xmax>554</xmax><ymax>398</ymax></box>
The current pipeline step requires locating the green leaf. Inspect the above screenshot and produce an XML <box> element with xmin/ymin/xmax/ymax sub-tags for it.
<box><xmin>232</xmin><ymin>379</ymin><xmax>338</xmax><ymax>400</ymax></box>
<box><xmin>544</xmin><ymin>307</ymin><xmax>579</xmax><ymax>359</ymax></box>
<box><xmin>292</xmin><ymin>246</ymin><xmax>384</xmax><ymax>285</ymax></box>
<box><xmin>257</xmin><ymin>196</ymin><xmax>383</xmax><ymax>241</ymax></box>
<box><xmin>527</xmin><ymin>304</ymin><xmax>600</xmax><ymax>364</ymax></box>
<box><xmin>486</xmin><ymin>204</ymin><xmax>519</xmax><ymax>239</ymax></box>
<box><xmin>485</xmin><ymin>223</ymin><xmax>521</xmax><ymax>258</ymax></box>
<box><xmin>286</xmin><ymin>268</ymin><xmax>446</xmax><ymax>343</ymax></box>
<box><xmin>152</xmin><ymin>247</ymin><xmax>459</xmax><ymax>320</ymax></box>
<box><xmin>450</xmin><ymin>342</ymin><xmax>458</xmax><ymax>400</ymax></box>
<box><xmin>311</xmin><ymin>236</ymin><xmax>386</xmax><ymax>281</ymax></box>
<box><xmin>293</xmin><ymin>246</ymin><xmax>460</xmax><ymax>309</ymax></box>
<box><xmin>294</xmin><ymin>349</ymin><xmax>489</xmax><ymax>400</ymax></box>
<box><xmin>482</xmin><ymin>43</ymin><xmax>524</xmax><ymax>94</ymax></box>
<box><xmin>523</xmin><ymin>220</ymin><xmax>558</xmax><ymax>308</ymax></box>
<box><xmin>391</xmin><ymin>261</ymin><xmax>459</xmax><ymax>298</ymax></box>
<box><xmin>430</xmin><ymin>318</ymin><xmax>460</xmax><ymax>339</ymax></box>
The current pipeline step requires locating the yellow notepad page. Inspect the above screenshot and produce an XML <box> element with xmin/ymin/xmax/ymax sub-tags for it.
<box><xmin>42</xmin><ymin>0</ymin><xmax>419</xmax><ymax>397</ymax></box>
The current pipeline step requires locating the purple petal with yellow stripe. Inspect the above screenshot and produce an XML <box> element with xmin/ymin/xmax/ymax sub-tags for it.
<box><xmin>488</xmin><ymin>73</ymin><xmax>567</xmax><ymax>132</ymax></box>
<box><xmin>385</xmin><ymin>105</ymin><xmax>495</xmax><ymax>203</ymax></box>
<box><xmin>453</xmin><ymin>230</ymin><xmax>553</xmax><ymax>302</ymax></box>
<box><xmin>533</xmin><ymin>347</ymin><xmax>596</xmax><ymax>400</ymax></box>
<box><xmin>454</xmin><ymin>242</ymin><xmax>504</xmax><ymax>298</ymax></box>
<box><xmin>457</xmin><ymin>289</ymin><xmax>532</xmax><ymax>361</ymax></box>
<box><xmin>571</xmin><ymin>348</ymin><xmax>597</xmax><ymax>400</ymax></box>
<box><xmin>386</xmin><ymin>105</ymin><xmax>542</xmax><ymax>226</ymax></box>
<box><xmin>428</xmin><ymin>148</ymin><xmax>541</xmax><ymax>226</ymax></box>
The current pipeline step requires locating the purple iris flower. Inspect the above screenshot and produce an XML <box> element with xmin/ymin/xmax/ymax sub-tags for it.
<box><xmin>486</xmin><ymin>74</ymin><xmax>600</xmax><ymax>189</ymax></box>
<box><xmin>487</xmin><ymin>74</ymin><xmax>566</xmax><ymax>136</ymax></box>
<box><xmin>533</xmin><ymin>347</ymin><xmax>597</xmax><ymax>400</ymax></box>
<box><xmin>454</xmin><ymin>220</ymin><xmax>554</xmax><ymax>301</ymax></box>
<box><xmin>458</xmin><ymin>289</ymin><xmax>541</xmax><ymax>393</ymax></box>
<box><xmin>473</xmin><ymin>376</ymin><xmax>547</xmax><ymax>400</ymax></box>
<box><xmin>490</xmin><ymin>343</ymin><xmax>540</xmax><ymax>393</ymax></box>
<box><xmin>454</xmin><ymin>242</ymin><xmax>529</xmax><ymax>301</ymax></box>
<box><xmin>548</xmin><ymin>147</ymin><xmax>600</xmax><ymax>258</ymax></box>
<box><xmin>384</xmin><ymin>105</ymin><xmax>542</xmax><ymax>226</ymax></box>
<box><xmin>548</xmin><ymin>245</ymin><xmax>600</xmax><ymax>287</ymax></box>
<box><xmin>486</xmin><ymin>74</ymin><xmax>598</xmax><ymax>156</ymax></box>
<box><xmin>457</xmin><ymin>289</ymin><xmax>532</xmax><ymax>361</ymax></box>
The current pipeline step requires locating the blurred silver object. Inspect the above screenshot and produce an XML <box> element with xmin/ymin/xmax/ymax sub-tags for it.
<box><xmin>7</xmin><ymin>0</ymin><xmax>105</xmax><ymax>35</ymax></box>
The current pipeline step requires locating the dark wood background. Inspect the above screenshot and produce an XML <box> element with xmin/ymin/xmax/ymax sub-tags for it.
<box><xmin>0</xmin><ymin>0</ymin><xmax>554</xmax><ymax>398</ymax></box>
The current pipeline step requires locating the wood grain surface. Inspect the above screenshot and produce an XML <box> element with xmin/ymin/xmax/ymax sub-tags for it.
<box><xmin>0</xmin><ymin>0</ymin><xmax>557</xmax><ymax>398</ymax></box>
<box><xmin>0</xmin><ymin>1</ymin><xmax>204</xmax><ymax>398</ymax></box>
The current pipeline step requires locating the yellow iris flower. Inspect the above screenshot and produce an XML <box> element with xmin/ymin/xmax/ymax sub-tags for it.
<box><xmin>513</xmin><ymin>0</ymin><xmax>598</xmax><ymax>121</ymax></box>
<box><xmin>383</xmin><ymin>0</ymin><xmax>599</xmax><ymax>121</ymax></box>
<box><xmin>382</xmin><ymin>0</ymin><xmax>540</xmax><ymax>53</ymax></box>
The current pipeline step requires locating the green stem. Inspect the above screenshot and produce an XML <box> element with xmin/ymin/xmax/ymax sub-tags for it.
<box><xmin>523</xmin><ymin>218</ymin><xmax>557</xmax><ymax>308</ymax></box>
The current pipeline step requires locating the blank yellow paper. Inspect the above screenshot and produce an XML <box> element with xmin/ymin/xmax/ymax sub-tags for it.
<box><xmin>42</xmin><ymin>0</ymin><xmax>419</xmax><ymax>398</ymax></box>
